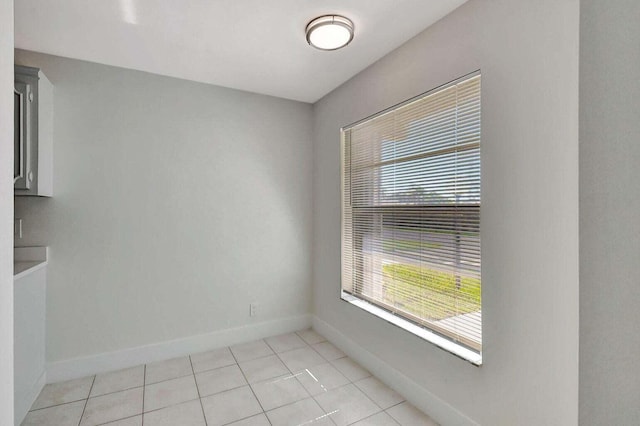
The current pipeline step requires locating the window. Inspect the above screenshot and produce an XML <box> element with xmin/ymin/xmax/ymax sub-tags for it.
<box><xmin>341</xmin><ymin>73</ymin><xmax>481</xmax><ymax>363</ymax></box>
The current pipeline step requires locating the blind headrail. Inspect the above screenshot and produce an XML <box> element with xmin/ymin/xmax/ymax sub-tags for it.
<box><xmin>341</xmin><ymin>70</ymin><xmax>481</xmax><ymax>131</ymax></box>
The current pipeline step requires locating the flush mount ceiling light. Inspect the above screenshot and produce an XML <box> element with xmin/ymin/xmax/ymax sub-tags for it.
<box><xmin>305</xmin><ymin>15</ymin><xmax>354</xmax><ymax>51</ymax></box>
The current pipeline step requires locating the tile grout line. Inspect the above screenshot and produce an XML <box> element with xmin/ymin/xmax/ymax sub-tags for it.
<box><xmin>262</xmin><ymin>333</ymin><xmax>317</xmax><ymax>416</ymax></box>
<box><xmin>353</xmin><ymin>381</ymin><xmax>406</xmax><ymax>414</ymax></box>
<box><xmin>140</xmin><ymin>397</ymin><xmax>201</xmax><ymax>415</ymax></box>
<box><xmin>189</xmin><ymin>355</ymin><xmax>209</xmax><ymax>426</ymax></box>
<box><xmin>351</xmin><ymin>378</ymin><xmax>387</xmax><ymax>413</ymax></box>
<box><xmin>28</xmin><ymin>397</ymin><xmax>89</xmax><ymax>412</ymax></box>
<box><xmin>261</xmin><ymin>372</ymin><xmax>312</xmax><ymax>413</ymax></box>
<box><xmin>295</xmin><ymin>329</ymin><xmax>328</xmax><ymax>345</ymax></box>
<box><xmin>233</xmin><ymin>339</ymin><xmax>275</xmax><ymax>364</ymax></box>
<box><xmin>141</xmin><ymin>364</ymin><xmax>146</xmax><ymax>425</ymax></box>
<box><xmin>261</xmin><ymin>337</ymin><xmax>278</xmax><ymax>355</ymax></box>
<box><xmin>263</xmin><ymin>334</ymin><xmax>313</xmax><ymax>356</ymax></box>
<box><xmin>231</xmin><ymin>350</ymin><xmax>275</xmax><ymax>365</ymax></box>
<box><xmin>341</xmin><ymin>369</ymin><xmax>386</xmax><ymax>420</ymax></box>
<box><xmin>269</xmin><ymin>339</ymin><xmax>315</xmax><ymax>411</ymax></box>
<box><xmin>145</xmin><ymin>371</ymin><xmax>193</xmax><ymax>386</ymax></box>
<box><xmin>344</xmin><ymin>409</ymin><xmax>393</xmax><ymax>426</ymax></box>
<box><xmin>385</xmin><ymin>400</ymin><xmax>406</xmax><ymax>411</ymax></box>
<box><xmin>308</xmin><ymin>386</ymin><xmax>339</xmax><ymax>425</ymax></box>
<box><xmin>199</xmin><ymin>382</ymin><xmax>246</xmax><ymax>399</ymax></box>
<box><xmin>228</xmin><ymin>346</ymin><xmax>272</xmax><ymax>425</ymax></box>
<box><xmin>219</xmin><ymin>412</ymin><xmax>268</xmax><ymax>426</ymax></box>
<box><xmin>382</xmin><ymin>400</ymin><xmax>407</xmax><ymax>426</ymax></box>
<box><xmin>95</xmin><ymin>413</ymin><xmax>141</xmax><ymax>426</ymax></box>
<box><xmin>304</xmin><ymin>369</ymin><xmax>383</xmax><ymax>426</ymax></box>
<box><xmin>89</xmin><ymin>384</ymin><xmax>143</xmax><ymax>400</ymax></box>
<box><xmin>273</xmin><ymin>341</ymin><xmax>325</xmax><ymax>374</ymax></box>
<box><xmin>193</xmin><ymin>362</ymin><xmax>237</xmax><ymax>375</ymax></box>
<box><xmin>272</xmin><ymin>340</ymin><xmax>340</xmax><ymax>425</ymax></box>
<box><xmin>78</xmin><ymin>375</ymin><xmax>96</xmax><ymax>426</ymax></box>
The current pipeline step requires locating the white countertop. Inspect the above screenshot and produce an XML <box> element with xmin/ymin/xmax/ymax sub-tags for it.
<box><xmin>14</xmin><ymin>247</ymin><xmax>48</xmax><ymax>280</ymax></box>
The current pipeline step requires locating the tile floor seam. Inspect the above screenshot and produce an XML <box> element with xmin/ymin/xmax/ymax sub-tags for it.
<box><xmin>273</xmin><ymin>351</ymin><xmax>291</xmax><ymax>375</ymax></box>
<box><xmin>236</xmin><ymin>355</ymin><xmax>286</xmax><ymax>385</ymax></box>
<box><xmin>280</xmin><ymin>353</ymin><xmax>328</xmax><ymax>414</ymax></box>
<box><xmin>288</xmin><ymin>367</ymin><xmax>341</xmax><ymax>426</ymax></box>
<box><xmin>273</xmin><ymin>344</ymin><xmax>324</xmax><ymax>376</ymax></box>
<box><xmin>95</xmin><ymin>413</ymin><xmax>141</xmax><ymax>426</ymax></box>
<box><xmin>144</xmin><ymin>371</ymin><xmax>193</xmax><ymax>386</ymax></box>
<box><xmin>320</xmin><ymin>354</ymin><xmax>348</xmax><ymax>364</ymax></box>
<box><xmin>263</xmin><ymin>335</ymin><xmax>308</xmax><ymax>355</ymax></box>
<box><xmin>345</xmin><ymin>392</ymin><xmax>388</xmax><ymax>426</ymax></box>
<box><xmin>27</xmin><ymin>397</ymin><xmax>88</xmax><ymax>412</ymax></box>
<box><xmin>249</xmin><ymin>373</ymin><xmax>311</xmax><ymax>412</ymax></box>
<box><xmin>263</xmin><ymin>384</ymin><xmax>339</xmax><ymax>426</ymax></box>
<box><xmin>89</xmin><ymin>384</ymin><xmax>144</xmax><ymax>400</ymax></box>
<box><xmin>353</xmin><ymin>378</ymin><xmax>407</xmax><ymax>412</ymax></box>
<box><xmin>190</xmin><ymin>348</ymin><xmax>238</xmax><ymax>375</ymax></box>
<box><xmin>227</xmin><ymin>345</ymin><xmax>270</xmax><ymax>421</ymax></box>
<box><xmin>273</xmin><ymin>341</ymin><xmax>341</xmax><ymax>424</ymax></box>
<box><xmin>330</xmin><ymin>358</ymin><xmax>373</xmax><ymax>383</ymax></box>
<box><xmin>346</xmin><ymin>410</ymin><xmax>394</xmax><ymax>426</ymax></box>
<box><xmin>219</xmin><ymin>412</ymin><xmax>268</xmax><ymax>426</ymax></box>
<box><xmin>189</xmin><ymin>354</ymin><xmax>209</xmax><ymax>426</ymax></box>
<box><xmin>142</xmin><ymin>397</ymin><xmax>200</xmax><ymax>415</ymax></box>
<box><xmin>192</xmin><ymin>360</ymin><xmax>238</xmax><ymax>376</ymax></box>
<box><xmin>78</xmin><ymin>375</ymin><xmax>96</xmax><ymax>426</ymax></box>
<box><xmin>351</xmin><ymin>380</ymin><xmax>387</xmax><ymax>412</ymax></box>
<box><xmin>315</xmin><ymin>381</ymin><xmax>385</xmax><ymax>426</ymax></box>
<box><xmin>253</xmin><ymin>338</ymin><xmax>312</xmax><ymax>360</ymax></box>
<box><xmin>385</xmin><ymin>403</ymin><xmax>417</xmax><ymax>426</ymax></box>
<box><xmin>383</xmin><ymin>400</ymin><xmax>406</xmax><ymax>411</ymax></box>
<box><xmin>229</xmin><ymin>340</ymin><xmax>276</xmax><ymax>363</ymax></box>
<box><xmin>198</xmin><ymin>381</ymin><xmax>247</xmax><ymax>399</ymax></box>
<box><xmin>261</xmin><ymin>384</ymin><xmax>318</xmax><ymax>414</ymax></box>
<box><xmin>230</xmin><ymin>348</ymin><xmax>277</xmax><ymax>365</ymax></box>
<box><xmin>312</xmin><ymin>342</ymin><xmax>347</xmax><ymax>363</ymax></box>
<box><xmin>141</xmin><ymin>364</ymin><xmax>146</xmax><ymax>426</ymax></box>
<box><xmin>295</xmin><ymin>329</ymin><xmax>328</xmax><ymax>345</ymax></box>
<box><xmin>380</xmin><ymin>404</ymin><xmax>406</xmax><ymax>425</ymax></box>
<box><xmin>262</xmin><ymin>337</ymin><xmax>279</xmax><ymax>355</ymax></box>
<box><xmin>308</xmin><ymin>391</ymin><xmax>339</xmax><ymax>425</ymax></box>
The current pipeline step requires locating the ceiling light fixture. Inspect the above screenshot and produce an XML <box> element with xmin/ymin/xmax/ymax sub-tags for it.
<box><xmin>305</xmin><ymin>15</ymin><xmax>354</xmax><ymax>51</ymax></box>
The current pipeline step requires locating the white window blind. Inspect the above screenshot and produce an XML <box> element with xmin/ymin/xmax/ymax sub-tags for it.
<box><xmin>341</xmin><ymin>73</ymin><xmax>481</xmax><ymax>354</ymax></box>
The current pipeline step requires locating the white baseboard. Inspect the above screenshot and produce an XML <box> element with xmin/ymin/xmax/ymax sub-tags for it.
<box><xmin>15</xmin><ymin>369</ymin><xmax>46</xmax><ymax>426</ymax></box>
<box><xmin>312</xmin><ymin>316</ymin><xmax>478</xmax><ymax>426</ymax></box>
<box><xmin>47</xmin><ymin>314</ymin><xmax>311</xmax><ymax>383</ymax></box>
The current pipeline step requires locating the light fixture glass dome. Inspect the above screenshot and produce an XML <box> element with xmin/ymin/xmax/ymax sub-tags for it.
<box><xmin>306</xmin><ymin>15</ymin><xmax>354</xmax><ymax>51</ymax></box>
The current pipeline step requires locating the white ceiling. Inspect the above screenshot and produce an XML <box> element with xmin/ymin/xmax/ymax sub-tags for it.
<box><xmin>14</xmin><ymin>0</ymin><xmax>466</xmax><ymax>103</ymax></box>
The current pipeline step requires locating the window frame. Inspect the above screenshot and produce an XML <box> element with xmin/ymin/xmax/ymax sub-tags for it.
<box><xmin>340</xmin><ymin>71</ymin><xmax>482</xmax><ymax>365</ymax></box>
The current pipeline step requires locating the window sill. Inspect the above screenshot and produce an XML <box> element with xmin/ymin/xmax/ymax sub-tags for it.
<box><xmin>341</xmin><ymin>292</ymin><xmax>482</xmax><ymax>366</ymax></box>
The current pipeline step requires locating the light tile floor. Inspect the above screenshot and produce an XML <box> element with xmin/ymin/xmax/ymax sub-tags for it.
<box><xmin>22</xmin><ymin>329</ymin><xmax>438</xmax><ymax>426</ymax></box>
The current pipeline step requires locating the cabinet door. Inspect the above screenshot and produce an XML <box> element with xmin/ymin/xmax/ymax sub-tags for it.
<box><xmin>14</xmin><ymin>82</ymin><xmax>31</xmax><ymax>190</ymax></box>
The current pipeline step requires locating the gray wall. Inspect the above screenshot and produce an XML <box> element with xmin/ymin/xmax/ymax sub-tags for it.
<box><xmin>14</xmin><ymin>50</ymin><xmax>313</xmax><ymax>363</ymax></box>
<box><xmin>579</xmin><ymin>1</ymin><xmax>640</xmax><ymax>423</ymax></box>
<box><xmin>312</xmin><ymin>0</ymin><xmax>579</xmax><ymax>424</ymax></box>
<box><xmin>0</xmin><ymin>0</ymin><xmax>14</xmax><ymax>424</ymax></box>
